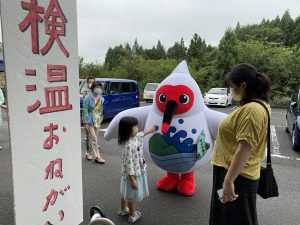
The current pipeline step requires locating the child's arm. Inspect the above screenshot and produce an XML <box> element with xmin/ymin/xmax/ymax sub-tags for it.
<box><xmin>0</xmin><ymin>104</ymin><xmax>7</xmax><ymax>109</ymax></box>
<box><xmin>129</xmin><ymin>175</ymin><xmax>138</xmax><ymax>190</ymax></box>
<box><xmin>144</xmin><ymin>124</ymin><xmax>157</xmax><ymax>136</ymax></box>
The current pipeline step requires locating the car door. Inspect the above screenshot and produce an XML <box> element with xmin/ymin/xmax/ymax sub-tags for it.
<box><xmin>287</xmin><ymin>92</ymin><xmax>298</xmax><ymax>132</ymax></box>
<box><xmin>105</xmin><ymin>81</ymin><xmax>122</xmax><ymax>118</ymax></box>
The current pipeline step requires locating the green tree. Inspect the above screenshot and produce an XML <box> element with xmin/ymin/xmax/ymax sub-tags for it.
<box><xmin>291</xmin><ymin>16</ymin><xmax>300</xmax><ymax>46</ymax></box>
<box><xmin>104</xmin><ymin>45</ymin><xmax>128</xmax><ymax>70</ymax></box>
<box><xmin>132</xmin><ymin>38</ymin><xmax>144</xmax><ymax>55</ymax></box>
<box><xmin>215</xmin><ymin>28</ymin><xmax>239</xmax><ymax>76</ymax></box>
<box><xmin>187</xmin><ymin>34</ymin><xmax>207</xmax><ymax>66</ymax></box>
<box><xmin>156</xmin><ymin>40</ymin><xmax>167</xmax><ymax>59</ymax></box>
<box><xmin>280</xmin><ymin>10</ymin><xmax>295</xmax><ymax>46</ymax></box>
<box><xmin>167</xmin><ymin>38</ymin><xmax>187</xmax><ymax>60</ymax></box>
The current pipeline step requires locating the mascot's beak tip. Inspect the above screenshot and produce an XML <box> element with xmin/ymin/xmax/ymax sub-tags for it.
<box><xmin>161</xmin><ymin>123</ymin><xmax>170</xmax><ymax>134</ymax></box>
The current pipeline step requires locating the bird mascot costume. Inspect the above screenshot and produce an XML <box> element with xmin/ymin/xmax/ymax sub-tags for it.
<box><xmin>104</xmin><ymin>61</ymin><xmax>226</xmax><ymax>196</ymax></box>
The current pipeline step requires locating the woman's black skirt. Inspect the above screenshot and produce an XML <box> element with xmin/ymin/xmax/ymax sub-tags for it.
<box><xmin>209</xmin><ymin>165</ymin><xmax>259</xmax><ymax>225</ymax></box>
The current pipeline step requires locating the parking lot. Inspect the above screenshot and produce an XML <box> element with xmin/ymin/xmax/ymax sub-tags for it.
<box><xmin>0</xmin><ymin>102</ymin><xmax>300</xmax><ymax>225</ymax></box>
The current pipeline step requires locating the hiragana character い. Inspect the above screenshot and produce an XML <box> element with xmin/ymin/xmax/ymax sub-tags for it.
<box><xmin>19</xmin><ymin>0</ymin><xmax>45</xmax><ymax>54</ymax></box>
<box><xmin>41</xmin><ymin>0</ymin><xmax>69</xmax><ymax>57</ymax></box>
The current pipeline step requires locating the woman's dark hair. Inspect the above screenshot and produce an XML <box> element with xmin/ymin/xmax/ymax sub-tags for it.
<box><xmin>87</xmin><ymin>76</ymin><xmax>95</xmax><ymax>83</ymax></box>
<box><xmin>90</xmin><ymin>82</ymin><xmax>102</xmax><ymax>92</ymax></box>
<box><xmin>118</xmin><ymin>116</ymin><xmax>138</xmax><ymax>145</ymax></box>
<box><xmin>225</xmin><ymin>63</ymin><xmax>271</xmax><ymax>104</ymax></box>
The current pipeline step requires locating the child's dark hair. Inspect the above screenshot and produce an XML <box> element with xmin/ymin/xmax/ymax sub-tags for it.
<box><xmin>225</xmin><ymin>63</ymin><xmax>271</xmax><ymax>105</ymax></box>
<box><xmin>118</xmin><ymin>116</ymin><xmax>138</xmax><ymax>145</ymax></box>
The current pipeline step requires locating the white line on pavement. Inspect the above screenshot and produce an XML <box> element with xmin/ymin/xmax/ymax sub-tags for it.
<box><xmin>272</xmin><ymin>154</ymin><xmax>300</xmax><ymax>161</ymax></box>
<box><xmin>271</xmin><ymin>125</ymin><xmax>280</xmax><ymax>155</ymax></box>
<box><xmin>270</xmin><ymin>125</ymin><xmax>300</xmax><ymax>161</ymax></box>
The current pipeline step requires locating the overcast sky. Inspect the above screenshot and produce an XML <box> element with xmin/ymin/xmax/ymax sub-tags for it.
<box><xmin>1</xmin><ymin>0</ymin><xmax>300</xmax><ymax>63</ymax></box>
<box><xmin>77</xmin><ymin>0</ymin><xmax>300</xmax><ymax>63</ymax></box>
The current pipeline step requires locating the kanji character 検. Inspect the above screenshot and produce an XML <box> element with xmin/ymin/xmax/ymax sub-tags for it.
<box><xmin>19</xmin><ymin>0</ymin><xmax>45</xmax><ymax>54</ymax></box>
<box><xmin>41</xmin><ymin>0</ymin><xmax>69</xmax><ymax>57</ymax></box>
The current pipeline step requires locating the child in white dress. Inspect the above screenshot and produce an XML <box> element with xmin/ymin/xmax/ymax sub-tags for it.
<box><xmin>118</xmin><ymin>116</ymin><xmax>156</xmax><ymax>223</ymax></box>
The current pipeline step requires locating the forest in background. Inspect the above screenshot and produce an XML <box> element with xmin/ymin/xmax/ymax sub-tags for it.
<box><xmin>56</xmin><ymin>11</ymin><xmax>300</xmax><ymax>105</ymax></box>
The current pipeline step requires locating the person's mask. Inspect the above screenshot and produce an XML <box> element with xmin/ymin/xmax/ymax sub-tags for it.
<box><xmin>132</xmin><ymin>126</ymin><xmax>139</xmax><ymax>136</ymax></box>
<box><xmin>94</xmin><ymin>89</ymin><xmax>102</xmax><ymax>95</ymax></box>
<box><xmin>231</xmin><ymin>88</ymin><xmax>242</xmax><ymax>101</ymax></box>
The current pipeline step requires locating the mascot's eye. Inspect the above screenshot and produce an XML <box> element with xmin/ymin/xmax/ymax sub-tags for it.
<box><xmin>179</xmin><ymin>94</ymin><xmax>190</xmax><ymax>104</ymax></box>
<box><xmin>158</xmin><ymin>94</ymin><xmax>166</xmax><ymax>103</ymax></box>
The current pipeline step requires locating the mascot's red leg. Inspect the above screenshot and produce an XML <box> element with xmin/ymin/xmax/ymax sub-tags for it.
<box><xmin>157</xmin><ymin>172</ymin><xmax>179</xmax><ymax>191</ymax></box>
<box><xmin>177</xmin><ymin>171</ymin><xmax>195</xmax><ymax>196</ymax></box>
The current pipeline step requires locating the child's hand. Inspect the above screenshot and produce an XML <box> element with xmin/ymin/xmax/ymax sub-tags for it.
<box><xmin>144</xmin><ymin>124</ymin><xmax>157</xmax><ymax>136</ymax></box>
<box><xmin>130</xmin><ymin>178</ymin><xmax>138</xmax><ymax>190</ymax></box>
<box><xmin>150</xmin><ymin>124</ymin><xmax>157</xmax><ymax>132</ymax></box>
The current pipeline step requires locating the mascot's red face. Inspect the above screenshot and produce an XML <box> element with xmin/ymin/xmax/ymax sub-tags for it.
<box><xmin>155</xmin><ymin>85</ymin><xmax>194</xmax><ymax>133</ymax></box>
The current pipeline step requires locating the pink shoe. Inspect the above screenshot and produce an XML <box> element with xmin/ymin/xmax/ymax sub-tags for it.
<box><xmin>86</xmin><ymin>153</ymin><xmax>93</xmax><ymax>161</ymax></box>
<box><xmin>95</xmin><ymin>157</ymin><xmax>105</xmax><ymax>164</ymax></box>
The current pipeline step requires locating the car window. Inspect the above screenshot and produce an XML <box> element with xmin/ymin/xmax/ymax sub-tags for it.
<box><xmin>109</xmin><ymin>82</ymin><xmax>121</xmax><ymax>94</ymax></box>
<box><xmin>145</xmin><ymin>83</ymin><xmax>159</xmax><ymax>91</ymax></box>
<box><xmin>131</xmin><ymin>82</ymin><xmax>137</xmax><ymax>92</ymax></box>
<box><xmin>121</xmin><ymin>82</ymin><xmax>131</xmax><ymax>93</ymax></box>
<box><xmin>208</xmin><ymin>88</ymin><xmax>227</xmax><ymax>95</ymax></box>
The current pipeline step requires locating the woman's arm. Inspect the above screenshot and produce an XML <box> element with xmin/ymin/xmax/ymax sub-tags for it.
<box><xmin>82</xmin><ymin>96</ymin><xmax>91</xmax><ymax>125</ymax></box>
<box><xmin>222</xmin><ymin>140</ymin><xmax>252</xmax><ymax>202</ymax></box>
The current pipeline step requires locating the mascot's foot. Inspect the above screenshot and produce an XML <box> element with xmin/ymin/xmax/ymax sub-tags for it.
<box><xmin>177</xmin><ymin>172</ymin><xmax>195</xmax><ymax>196</ymax></box>
<box><xmin>157</xmin><ymin>172</ymin><xmax>179</xmax><ymax>191</ymax></box>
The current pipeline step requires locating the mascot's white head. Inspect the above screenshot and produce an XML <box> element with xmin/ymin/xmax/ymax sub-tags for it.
<box><xmin>153</xmin><ymin>60</ymin><xmax>206</xmax><ymax>134</ymax></box>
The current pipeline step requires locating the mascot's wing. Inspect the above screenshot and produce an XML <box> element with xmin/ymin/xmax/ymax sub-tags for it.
<box><xmin>205</xmin><ymin>108</ymin><xmax>227</xmax><ymax>140</ymax></box>
<box><xmin>104</xmin><ymin>105</ymin><xmax>151</xmax><ymax>140</ymax></box>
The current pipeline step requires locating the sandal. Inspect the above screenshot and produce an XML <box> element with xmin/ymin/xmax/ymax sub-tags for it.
<box><xmin>86</xmin><ymin>153</ymin><xmax>93</xmax><ymax>161</ymax></box>
<box><xmin>128</xmin><ymin>211</ymin><xmax>141</xmax><ymax>223</ymax></box>
<box><xmin>117</xmin><ymin>207</ymin><xmax>129</xmax><ymax>216</ymax></box>
<box><xmin>95</xmin><ymin>157</ymin><xmax>105</xmax><ymax>164</ymax></box>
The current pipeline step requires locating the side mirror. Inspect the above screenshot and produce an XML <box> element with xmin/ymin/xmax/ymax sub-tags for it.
<box><xmin>290</xmin><ymin>101</ymin><xmax>297</xmax><ymax>108</ymax></box>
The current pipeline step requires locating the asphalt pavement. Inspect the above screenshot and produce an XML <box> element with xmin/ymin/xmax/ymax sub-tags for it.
<box><xmin>1</xmin><ymin>103</ymin><xmax>300</xmax><ymax>225</ymax></box>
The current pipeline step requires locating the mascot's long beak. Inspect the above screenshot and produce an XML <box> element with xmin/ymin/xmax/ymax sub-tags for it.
<box><xmin>161</xmin><ymin>100</ymin><xmax>178</xmax><ymax>134</ymax></box>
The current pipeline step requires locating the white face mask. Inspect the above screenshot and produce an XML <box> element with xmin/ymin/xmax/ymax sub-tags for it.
<box><xmin>231</xmin><ymin>88</ymin><xmax>242</xmax><ymax>101</ymax></box>
<box><xmin>132</xmin><ymin>126</ymin><xmax>139</xmax><ymax>136</ymax></box>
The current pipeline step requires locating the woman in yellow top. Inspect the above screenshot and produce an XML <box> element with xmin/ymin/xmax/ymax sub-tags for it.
<box><xmin>209</xmin><ymin>63</ymin><xmax>271</xmax><ymax>225</ymax></box>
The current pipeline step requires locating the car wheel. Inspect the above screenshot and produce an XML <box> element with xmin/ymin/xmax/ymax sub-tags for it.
<box><xmin>292</xmin><ymin>128</ymin><xmax>300</xmax><ymax>151</ymax></box>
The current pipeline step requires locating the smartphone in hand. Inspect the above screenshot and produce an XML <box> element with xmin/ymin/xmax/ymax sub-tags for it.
<box><xmin>217</xmin><ymin>189</ymin><xmax>224</xmax><ymax>203</ymax></box>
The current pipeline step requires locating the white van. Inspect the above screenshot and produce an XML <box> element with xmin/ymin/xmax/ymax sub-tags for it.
<box><xmin>203</xmin><ymin>88</ymin><xmax>232</xmax><ymax>107</ymax></box>
<box><xmin>143</xmin><ymin>83</ymin><xmax>159</xmax><ymax>102</ymax></box>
